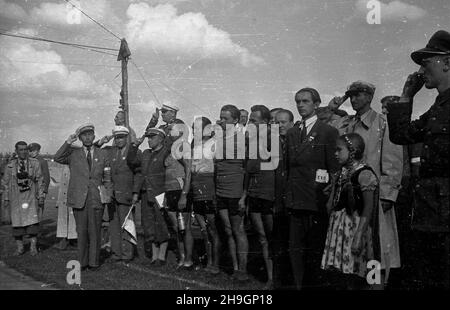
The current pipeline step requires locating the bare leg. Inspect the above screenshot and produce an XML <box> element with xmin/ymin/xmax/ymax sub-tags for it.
<box><xmin>219</xmin><ymin>209</ymin><xmax>238</xmax><ymax>271</ymax></box>
<box><xmin>195</xmin><ymin>214</ymin><xmax>212</xmax><ymax>266</ymax></box>
<box><xmin>250</xmin><ymin>212</ymin><xmax>272</xmax><ymax>283</ymax></box>
<box><xmin>167</xmin><ymin>211</ymin><xmax>185</xmax><ymax>266</ymax></box>
<box><xmin>207</xmin><ymin>213</ymin><xmax>221</xmax><ymax>270</ymax></box>
<box><xmin>182</xmin><ymin>212</ymin><xmax>194</xmax><ymax>266</ymax></box>
<box><xmin>230</xmin><ymin>213</ymin><xmax>248</xmax><ymax>273</ymax></box>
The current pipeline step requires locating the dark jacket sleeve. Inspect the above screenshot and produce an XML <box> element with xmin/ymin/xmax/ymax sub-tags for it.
<box><xmin>325</xmin><ymin>126</ymin><xmax>339</xmax><ymax>174</ymax></box>
<box><xmin>145</xmin><ymin>115</ymin><xmax>159</xmax><ymax>132</ymax></box>
<box><xmin>132</xmin><ymin>149</ymin><xmax>143</xmax><ymax>194</ymax></box>
<box><xmin>387</xmin><ymin>100</ymin><xmax>428</xmax><ymax>145</ymax></box>
<box><xmin>54</xmin><ymin>142</ymin><xmax>73</xmax><ymax>165</ymax></box>
<box><xmin>40</xmin><ymin>158</ymin><xmax>50</xmax><ymax>194</ymax></box>
<box><xmin>127</xmin><ymin>144</ymin><xmax>141</xmax><ymax>171</ymax></box>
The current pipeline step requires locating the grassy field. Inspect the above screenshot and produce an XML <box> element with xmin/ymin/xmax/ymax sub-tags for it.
<box><xmin>0</xmin><ymin>161</ymin><xmax>268</xmax><ymax>290</ymax></box>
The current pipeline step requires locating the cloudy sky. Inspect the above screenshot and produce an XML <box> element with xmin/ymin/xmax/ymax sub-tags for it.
<box><xmin>0</xmin><ymin>0</ymin><xmax>449</xmax><ymax>153</ymax></box>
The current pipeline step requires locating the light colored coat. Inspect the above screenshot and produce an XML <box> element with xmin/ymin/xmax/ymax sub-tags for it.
<box><xmin>1</xmin><ymin>158</ymin><xmax>45</xmax><ymax>227</ymax></box>
<box><xmin>332</xmin><ymin>108</ymin><xmax>403</xmax><ymax>269</ymax></box>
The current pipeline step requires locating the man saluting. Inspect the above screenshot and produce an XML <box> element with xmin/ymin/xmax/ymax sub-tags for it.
<box><xmin>54</xmin><ymin>124</ymin><xmax>111</xmax><ymax>271</ymax></box>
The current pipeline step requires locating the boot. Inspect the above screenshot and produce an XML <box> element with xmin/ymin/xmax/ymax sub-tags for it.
<box><xmin>53</xmin><ymin>238</ymin><xmax>68</xmax><ymax>250</ymax></box>
<box><xmin>14</xmin><ymin>239</ymin><xmax>24</xmax><ymax>256</ymax></box>
<box><xmin>30</xmin><ymin>237</ymin><xmax>39</xmax><ymax>256</ymax></box>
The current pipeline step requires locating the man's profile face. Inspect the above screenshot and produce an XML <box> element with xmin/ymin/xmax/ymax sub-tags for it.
<box><xmin>295</xmin><ymin>92</ymin><xmax>317</xmax><ymax>119</ymax></box>
<box><xmin>239</xmin><ymin>111</ymin><xmax>248</xmax><ymax>126</ymax></box>
<box><xmin>29</xmin><ymin>150</ymin><xmax>39</xmax><ymax>158</ymax></box>
<box><xmin>350</xmin><ymin>92</ymin><xmax>372</xmax><ymax>113</ymax></box>
<box><xmin>16</xmin><ymin>145</ymin><xmax>28</xmax><ymax>160</ymax></box>
<box><xmin>218</xmin><ymin>110</ymin><xmax>238</xmax><ymax>130</ymax></box>
<box><xmin>276</xmin><ymin>112</ymin><xmax>294</xmax><ymax>136</ymax></box>
<box><xmin>79</xmin><ymin>130</ymin><xmax>95</xmax><ymax>147</ymax></box>
<box><xmin>162</xmin><ymin>109</ymin><xmax>176</xmax><ymax>123</ymax></box>
<box><xmin>249</xmin><ymin>111</ymin><xmax>265</xmax><ymax>125</ymax></box>
<box><xmin>114</xmin><ymin>112</ymin><xmax>125</xmax><ymax>125</ymax></box>
<box><xmin>419</xmin><ymin>55</ymin><xmax>449</xmax><ymax>89</ymax></box>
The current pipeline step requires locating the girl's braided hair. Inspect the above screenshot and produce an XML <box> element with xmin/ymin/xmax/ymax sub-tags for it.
<box><xmin>338</xmin><ymin>133</ymin><xmax>365</xmax><ymax>161</ymax></box>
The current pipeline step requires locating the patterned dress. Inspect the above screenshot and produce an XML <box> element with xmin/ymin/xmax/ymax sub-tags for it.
<box><xmin>321</xmin><ymin>164</ymin><xmax>379</xmax><ymax>278</ymax></box>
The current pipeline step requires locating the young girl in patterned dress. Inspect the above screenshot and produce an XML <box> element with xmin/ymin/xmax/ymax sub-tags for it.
<box><xmin>321</xmin><ymin>133</ymin><xmax>381</xmax><ymax>289</ymax></box>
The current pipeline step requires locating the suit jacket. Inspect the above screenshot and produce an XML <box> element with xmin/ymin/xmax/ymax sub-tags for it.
<box><xmin>286</xmin><ymin>120</ymin><xmax>339</xmax><ymax>213</ymax></box>
<box><xmin>105</xmin><ymin>145</ymin><xmax>141</xmax><ymax>205</ymax></box>
<box><xmin>36</xmin><ymin>155</ymin><xmax>50</xmax><ymax>194</ymax></box>
<box><xmin>54</xmin><ymin>143</ymin><xmax>109</xmax><ymax>210</ymax></box>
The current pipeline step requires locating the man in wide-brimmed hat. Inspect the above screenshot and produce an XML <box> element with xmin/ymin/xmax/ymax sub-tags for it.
<box><xmin>386</xmin><ymin>30</ymin><xmax>450</xmax><ymax>289</ymax></box>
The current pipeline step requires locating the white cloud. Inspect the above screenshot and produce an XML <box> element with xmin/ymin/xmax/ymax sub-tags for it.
<box><xmin>0</xmin><ymin>0</ymin><xmax>28</xmax><ymax>20</ymax></box>
<box><xmin>356</xmin><ymin>0</ymin><xmax>427</xmax><ymax>22</ymax></box>
<box><xmin>0</xmin><ymin>28</ymin><xmax>115</xmax><ymax>104</ymax></box>
<box><xmin>125</xmin><ymin>3</ymin><xmax>264</xmax><ymax>67</ymax></box>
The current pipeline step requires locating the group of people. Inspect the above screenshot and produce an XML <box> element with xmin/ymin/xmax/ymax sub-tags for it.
<box><xmin>1</xmin><ymin>30</ymin><xmax>448</xmax><ymax>290</ymax></box>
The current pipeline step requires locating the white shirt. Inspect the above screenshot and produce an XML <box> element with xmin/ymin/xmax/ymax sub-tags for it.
<box><xmin>300</xmin><ymin>114</ymin><xmax>318</xmax><ymax>135</ymax></box>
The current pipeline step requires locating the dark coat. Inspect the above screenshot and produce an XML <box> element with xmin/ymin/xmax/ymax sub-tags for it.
<box><xmin>286</xmin><ymin>120</ymin><xmax>339</xmax><ymax>213</ymax></box>
<box><xmin>387</xmin><ymin>88</ymin><xmax>450</xmax><ymax>232</ymax></box>
<box><xmin>105</xmin><ymin>146</ymin><xmax>141</xmax><ymax>206</ymax></box>
<box><xmin>36</xmin><ymin>155</ymin><xmax>50</xmax><ymax>194</ymax></box>
<box><xmin>54</xmin><ymin>143</ymin><xmax>109</xmax><ymax>210</ymax></box>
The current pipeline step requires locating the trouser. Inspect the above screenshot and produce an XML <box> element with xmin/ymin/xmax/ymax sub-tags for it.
<box><xmin>109</xmin><ymin>202</ymin><xmax>134</xmax><ymax>260</ymax></box>
<box><xmin>12</xmin><ymin>223</ymin><xmax>40</xmax><ymax>238</ymax></box>
<box><xmin>73</xmin><ymin>201</ymin><xmax>104</xmax><ymax>267</ymax></box>
<box><xmin>288</xmin><ymin>210</ymin><xmax>328</xmax><ymax>290</ymax></box>
<box><xmin>272</xmin><ymin>213</ymin><xmax>293</xmax><ymax>289</ymax></box>
<box><xmin>413</xmin><ymin>231</ymin><xmax>450</xmax><ymax>289</ymax></box>
<box><xmin>141</xmin><ymin>193</ymin><xmax>170</xmax><ymax>246</ymax></box>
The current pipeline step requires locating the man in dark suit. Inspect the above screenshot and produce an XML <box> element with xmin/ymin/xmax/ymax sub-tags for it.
<box><xmin>54</xmin><ymin>124</ymin><xmax>110</xmax><ymax>271</ymax></box>
<box><xmin>286</xmin><ymin>88</ymin><xmax>339</xmax><ymax>290</ymax></box>
<box><xmin>104</xmin><ymin>126</ymin><xmax>141</xmax><ymax>263</ymax></box>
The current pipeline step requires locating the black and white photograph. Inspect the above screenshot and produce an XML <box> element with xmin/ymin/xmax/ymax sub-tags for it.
<box><xmin>0</xmin><ymin>0</ymin><xmax>448</xmax><ymax>295</ymax></box>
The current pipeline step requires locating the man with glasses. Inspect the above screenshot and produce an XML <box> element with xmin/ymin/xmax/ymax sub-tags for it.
<box><xmin>386</xmin><ymin>30</ymin><xmax>450</xmax><ymax>289</ymax></box>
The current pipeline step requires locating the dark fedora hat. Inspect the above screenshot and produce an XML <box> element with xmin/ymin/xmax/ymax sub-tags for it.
<box><xmin>411</xmin><ymin>30</ymin><xmax>450</xmax><ymax>65</ymax></box>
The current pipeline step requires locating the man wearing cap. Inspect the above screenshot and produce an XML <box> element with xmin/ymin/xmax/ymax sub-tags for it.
<box><xmin>103</xmin><ymin>126</ymin><xmax>141</xmax><ymax>262</ymax></box>
<box><xmin>145</xmin><ymin>104</ymin><xmax>184</xmax><ymax>142</ymax></box>
<box><xmin>329</xmin><ymin>81</ymin><xmax>403</xmax><ymax>287</ymax></box>
<box><xmin>96</xmin><ymin>111</ymin><xmax>138</xmax><ymax>147</ymax></box>
<box><xmin>386</xmin><ymin>30</ymin><xmax>450</xmax><ymax>289</ymax></box>
<box><xmin>127</xmin><ymin>127</ymin><xmax>171</xmax><ymax>264</ymax></box>
<box><xmin>28</xmin><ymin>143</ymin><xmax>50</xmax><ymax>213</ymax></box>
<box><xmin>54</xmin><ymin>124</ymin><xmax>111</xmax><ymax>271</ymax></box>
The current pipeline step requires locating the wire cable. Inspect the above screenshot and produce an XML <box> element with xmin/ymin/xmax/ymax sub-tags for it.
<box><xmin>130</xmin><ymin>60</ymin><xmax>162</xmax><ymax>107</ymax></box>
<box><xmin>62</xmin><ymin>0</ymin><xmax>122</xmax><ymax>41</ymax></box>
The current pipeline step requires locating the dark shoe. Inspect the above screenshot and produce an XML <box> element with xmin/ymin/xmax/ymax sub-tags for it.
<box><xmin>205</xmin><ymin>265</ymin><xmax>220</xmax><ymax>275</ymax></box>
<box><xmin>53</xmin><ymin>238</ymin><xmax>68</xmax><ymax>250</ymax></box>
<box><xmin>181</xmin><ymin>263</ymin><xmax>195</xmax><ymax>271</ymax></box>
<box><xmin>233</xmin><ymin>270</ymin><xmax>250</xmax><ymax>282</ymax></box>
<box><xmin>88</xmin><ymin>265</ymin><xmax>101</xmax><ymax>272</ymax></box>
<box><xmin>122</xmin><ymin>258</ymin><xmax>133</xmax><ymax>264</ymax></box>
<box><xmin>81</xmin><ymin>266</ymin><xmax>89</xmax><ymax>271</ymax></box>
<box><xmin>158</xmin><ymin>259</ymin><xmax>166</xmax><ymax>266</ymax></box>
<box><xmin>150</xmin><ymin>259</ymin><xmax>158</xmax><ymax>265</ymax></box>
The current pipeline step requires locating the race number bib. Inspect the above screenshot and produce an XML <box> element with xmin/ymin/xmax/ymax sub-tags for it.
<box><xmin>315</xmin><ymin>169</ymin><xmax>329</xmax><ymax>183</ymax></box>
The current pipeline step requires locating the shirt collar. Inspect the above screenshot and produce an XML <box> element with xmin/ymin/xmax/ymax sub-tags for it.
<box><xmin>302</xmin><ymin>114</ymin><xmax>318</xmax><ymax>128</ymax></box>
<box><xmin>355</xmin><ymin>109</ymin><xmax>373</xmax><ymax>128</ymax></box>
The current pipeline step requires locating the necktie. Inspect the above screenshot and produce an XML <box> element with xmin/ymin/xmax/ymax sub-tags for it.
<box><xmin>300</xmin><ymin>121</ymin><xmax>307</xmax><ymax>142</ymax></box>
<box><xmin>86</xmin><ymin>147</ymin><xmax>92</xmax><ymax>171</ymax></box>
<box><xmin>19</xmin><ymin>160</ymin><xmax>25</xmax><ymax>173</ymax></box>
<box><xmin>351</xmin><ymin>115</ymin><xmax>362</xmax><ymax>133</ymax></box>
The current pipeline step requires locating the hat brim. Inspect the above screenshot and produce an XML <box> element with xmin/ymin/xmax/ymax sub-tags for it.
<box><xmin>345</xmin><ymin>89</ymin><xmax>373</xmax><ymax>97</ymax></box>
<box><xmin>411</xmin><ymin>48</ymin><xmax>450</xmax><ymax>65</ymax></box>
<box><xmin>77</xmin><ymin>129</ymin><xmax>94</xmax><ymax>136</ymax></box>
